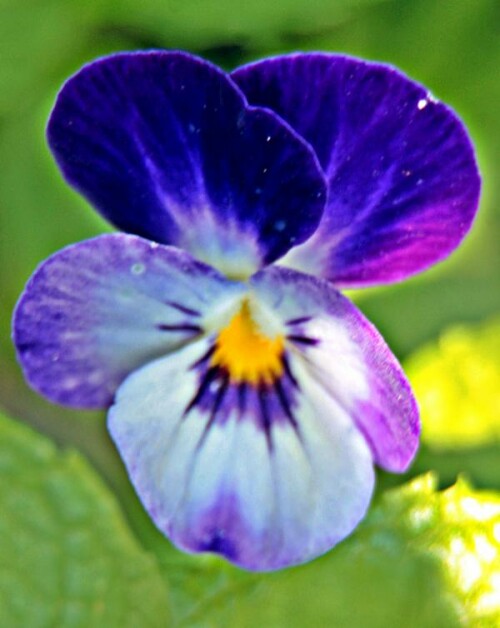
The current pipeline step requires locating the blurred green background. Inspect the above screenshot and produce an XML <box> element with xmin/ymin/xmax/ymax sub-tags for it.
<box><xmin>0</xmin><ymin>0</ymin><xmax>499</xmax><ymax>626</ymax></box>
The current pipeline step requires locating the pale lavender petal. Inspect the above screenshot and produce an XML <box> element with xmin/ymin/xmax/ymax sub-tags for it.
<box><xmin>13</xmin><ymin>234</ymin><xmax>244</xmax><ymax>408</ymax></box>
<box><xmin>251</xmin><ymin>266</ymin><xmax>420</xmax><ymax>472</ymax></box>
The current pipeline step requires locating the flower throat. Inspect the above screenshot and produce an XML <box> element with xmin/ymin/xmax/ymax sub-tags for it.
<box><xmin>211</xmin><ymin>300</ymin><xmax>284</xmax><ymax>385</ymax></box>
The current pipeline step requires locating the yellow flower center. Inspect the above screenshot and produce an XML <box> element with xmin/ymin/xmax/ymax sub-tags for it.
<box><xmin>211</xmin><ymin>300</ymin><xmax>284</xmax><ymax>385</ymax></box>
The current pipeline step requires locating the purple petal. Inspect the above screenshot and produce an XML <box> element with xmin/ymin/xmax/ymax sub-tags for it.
<box><xmin>13</xmin><ymin>234</ymin><xmax>245</xmax><ymax>408</ymax></box>
<box><xmin>109</xmin><ymin>335</ymin><xmax>374</xmax><ymax>571</ymax></box>
<box><xmin>48</xmin><ymin>52</ymin><xmax>326</xmax><ymax>277</ymax></box>
<box><xmin>233</xmin><ymin>54</ymin><xmax>480</xmax><ymax>287</ymax></box>
<box><xmin>251</xmin><ymin>266</ymin><xmax>420</xmax><ymax>472</ymax></box>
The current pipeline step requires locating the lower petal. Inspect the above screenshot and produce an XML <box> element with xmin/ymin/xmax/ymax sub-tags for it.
<box><xmin>109</xmin><ymin>334</ymin><xmax>374</xmax><ymax>571</ymax></box>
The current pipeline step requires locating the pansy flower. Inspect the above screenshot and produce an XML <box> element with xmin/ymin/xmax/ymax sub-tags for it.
<box><xmin>13</xmin><ymin>52</ymin><xmax>480</xmax><ymax>571</ymax></box>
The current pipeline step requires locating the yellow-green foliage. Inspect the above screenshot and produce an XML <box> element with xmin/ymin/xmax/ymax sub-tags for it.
<box><xmin>407</xmin><ymin>318</ymin><xmax>500</xmax><ymax>448</ymax></box>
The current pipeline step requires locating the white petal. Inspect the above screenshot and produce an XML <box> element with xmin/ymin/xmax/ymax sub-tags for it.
<box><xmin>109</xmin><ymin>335</ymin><xmax>374</xmax><ymax>571</ymax></box>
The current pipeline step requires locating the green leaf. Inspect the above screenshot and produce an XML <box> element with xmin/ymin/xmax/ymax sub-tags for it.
<box><xmin>0</xmin><ymin>412</ymin><xmax>170</xmax><ymax>627</ymax></box>
<box><xmin>413</xmin><ymin>443</ymin><xmax>500</xmax><ymax>493</ymax></box>
<box><xmin>406</xmin><ymin>317</ymin><xmax>500</xmax><ymax>448</ymax></box>
<box><xmin>161</xmin><ymin>475</ymin><xmax>500</xmax><ymax>627</ymax></box>
<box><xmin>363</xmin><ymin>475</ymin><xmax>500</xmax><ymax>626</ymax></box>
<box><xmin>399</xmin><ymin>318</ymin><xmax>500</xmax><ymax>492</ymax></box>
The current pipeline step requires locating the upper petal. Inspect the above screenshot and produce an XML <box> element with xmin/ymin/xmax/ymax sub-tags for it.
<box><xmin>13</xmin><ymin>234</ymin><xmax>245</xmax><ymax>408</ymax></box>
<box><xmin>233</xmin><ymin>53</ymin><xmax>481</xmax><ymax>287</ymax></box>
<box><xmin>47</xmin><ymin>51</ymin><xmax>326</xmax><ymax>277</ymax></box>
<box><xmin>251</xmin><ymin>266</ymin><xmax>420</xmax><ymax>472</ymax></box>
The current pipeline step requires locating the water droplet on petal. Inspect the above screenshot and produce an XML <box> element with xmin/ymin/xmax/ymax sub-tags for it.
<box><xmin>131</xmin><ymin>263</ymin><xmax>145</xmax><ymax>275</ymax></box>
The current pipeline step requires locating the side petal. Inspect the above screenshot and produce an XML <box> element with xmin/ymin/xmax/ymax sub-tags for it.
<box><xmin>48</xmin><ymin>51</ymin><xmax>326</xmax><ymax>277</ymax></box>
<box><xmin>109</xmin><ymin>336</ymin><xmax>374</xmax><ymax>571</ymax></box>
<box><xmin>233</xmin><ymin>54</ymin><xmax>481</xmax><ymax>287</ymax></box>
<box><xmin>251</xmin><ymin>266</ymin><xmax>420</xmax><ymax>472</ymax></box>
<box><xmin>13</xmin><ymin>234</ymin><xmax>245</xmax><ymax>408</ymax></box>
